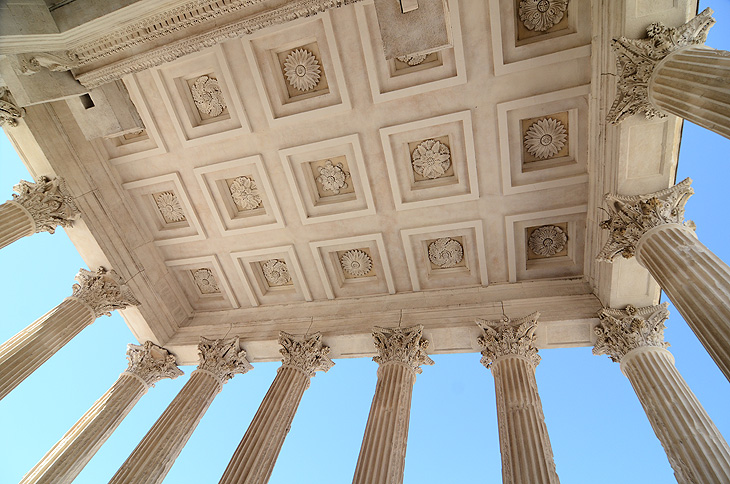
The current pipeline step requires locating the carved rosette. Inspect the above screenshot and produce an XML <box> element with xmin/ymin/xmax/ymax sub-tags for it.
<box><xmin>340</xmin><ymin>249</ymin><xmax>373</xmax><ymax>277</ymax></box>
<box><xmin>528</xmin><ymin>225</ymin><xmax>567</xmax><ymax>257</ymax></box>
<box><xmin>192</xmin><ymin>268</ymin><xmax>220</xmax><ymax>294</ymax></box>
<box><xmin>524</xmin><ymin>118</ymin><xmax>567</xmax><ymax>159</ymax></box>
<box><xmin>283</xmin><ymin>48</ymin><xmax>321</xmax><ymax>92</ymax></box>
<box><xmin>607</xmin><ymin>8</ymin><xmax>715</xmax><ymax>124</ymax></box>
<box><xmin>229</xmin><ymin>176</ymin><xmax>261</xmax><ymax>211</ymax></box>
<box><xmin>372</xmin><ymin>325</ymin><xmax>434</xmax><ymax>375</ymax></box>
<box><xmin>11</xmin><ymin>176</ymin><xmax>79</xmax><ymax>234</ymax></box>
<box><xmin>191</xmin><ymin>75</ymin><xmax>226</xmax><ymax>117</ymax></box>
<box><xmin>262</xmin><ymin>259</ymin><xmax>291</xmax><ymax>286</ymax></box>
<box><xmin>316</xmin><ymin>160</ymin><xmax>349</xmax><ymax>194</ymax></box>
<box><xmin>597</xmin><ymin>178</ymin><xmax>694</xmax><ymax>262</ymax></box>
<box><xmin>279</xmin><ymin>331</ymin><xmax>334</xmax><ymax>378</ymax></box>
<box><xmin>476</xmin><ymin>313</ymin><xmax>541</xmax><ymax>369</ymax></box>
<box><xmin>593</xmin><ymin>303</ymin><xmax>670</xmax><ymax>363</ymax></box>
<box><xmin>154</xmin><ymin>191</ymin><xmax>186</xmax><ymax>223</ymax></box>
<box><xmin>197</xmin><ymin>336</ymin><xmax>253</xmax><ymax>385</ymax></box>
<box><xmin>428</xmin><ymin>237</ymin><xmax>464</xmax><ymax>268</ymax></box>
<box><xmin>411</xmin><ymin>139</ymin><xmax>451</xmax><ymax>179</ymax></box>
<box><xmin>519</xmin><ymin>0</ymin><xmax>568</xmax><ymax>32</ymax></box>
<box><xmin>0</xmin><ymin>87</ymin><xmax>24</xmax><ymax>127</ymax></box>
<box><xmin>71</xmin><ymin>267</ymin><xmax>140</xmax><ymax>318</ymax></box>
<box><xmin>396</xmin><ymin>53</ymin><xmax>428</xmax><ymax>66</ymax></box>
<box><xmin>125</xmin><ymin>341</ymin><xmax>184</xmax><ymax>386</ymax></box>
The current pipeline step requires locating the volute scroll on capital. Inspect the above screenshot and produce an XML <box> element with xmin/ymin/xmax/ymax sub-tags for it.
<box><xmin>279</xmin><ymin>331</ymin><xmax>334</xmax><ymax>378</ymax></box>
<box><xmin>593</xmin><ymin>303</ymin><xmax>670</xmax><ymax>363</ymax></box>
<box><xmin>476</xmin><ymin>312</ymin><xmax>541</xmax><ymax>369</ymax></box>
<box><xmin>0</xmin><ymin>86</ymin><xmax>24</xmax><ymax>127</ymax></box>
<box><xmin>372</xmin><ymin>325</ymin><xmax>434</xmax><ymax>374</ymax></box>
<box><xmin>11</xmin><ymin>176</ymin><xmax>80</xmax><ymax>234</ymax></box>
<box><xmin>197</xmin><ymin>336</ymin><xmax>253</xmax><ymax>384</ymax></box>
<box><xmin>71</xmin><ymin>267</ymin><xmax>140</xmax><ymax>318</ymax></box>
<box><xmin>597</xmin><ymin>178</ymin><xmax>695</xmax><ymax>262</ymax></box>
<box><xmin>125</xmin><ymin>341</ymin><xmax>184</xmax><ymax>386</ymax></box>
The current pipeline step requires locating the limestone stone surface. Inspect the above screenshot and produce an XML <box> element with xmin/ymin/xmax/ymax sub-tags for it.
<box><xmin>65</xmin><ymin>80</ymin><xmax>144</xmax><ymax>140</ymax></box>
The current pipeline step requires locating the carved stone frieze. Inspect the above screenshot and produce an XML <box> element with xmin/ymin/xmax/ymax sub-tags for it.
<box><xmin>279</xmin><ymin>331</ymin><xmax>334</xmax><ymax>377</ymax></box>
<box><xmin>197</xmin><ymin>337</ymin><xmax>253</xmax><ymax>384</ymax></box>
<box><xmin>340</xmin><ymin>249</ymin><xmax>373</xmax><ymax>277</ymax></box>
<box><xmin>262</xmin><ymin>259</ymin><xmax>291</xmax><ymax>286</ymax></box>
<box><xmin>519</xmin><ymin>0</ymin><xmax>568</xmax><ymax>32</ymax></box>
<box><xmin>190</xmin><ymin>75</ymin><xmax>226</xmax><ymax>117</ymax></box>
<box><xmin>191</xmin><ymin>268</ymin><xmax>221</xmax><ymax>295</ymax></box>
<box><xmin>316</xmin><ymin>159</ymin><xmax>349</xmax><ymax>194</ymax></box>
<box><xmin>11</xmin><ymin>176</ymin><xmax>79</xmax><ymax>233</ymax></box>
<box><xmin>428</xmin><ymin>237</ymin><xmax>464</xmax><ymax>268</ymax></box>
<box><xmin>476</xmin><ymin>312</ymin><xmax>541</xmax><ymax>369</ymax></box>
<box><xmin>0</xmin><ymin>87</ymin><xmax>25</xmax><ymax>127</ymax></box>
<box><xmin>229</xmin><ymin>176</ymin><xmax>261</xmax><ymax>211</ymax></box>
<box><xmin>283</xmin><ymin>48</ymin><xmax>322</xmax><ymax>92</ymax></box>
<box><xmin>71</xmin><ymin>267</ymin><xmax>140</xmax><ymax>318</ymax></box>
<box><xmin>125</xmin><ymin>341</ymin><xmax>184</xmax><ymax>386</ymax></box>
<box><xmin>523</xmin><ymin>118</ymin><xmax>567</xmax><ymax>159</ymax></box>
<box><xmin>607</xmin><ymin>8</ymin><xmax>715</xmax><ymax>124</ymax></box>
<box><xmin>528</xmin><ymin>225</ymin><xmax>567</xmax><ymax>257</ymax></box>
<box><xmin>597</xmin><ymin>178</ymin><xmax>694</xmax><ymax>262</ymax></box>
<box><xmin>411</xmin><ymin>139</ymin><xmax>451</xmax><ymax>179</ymax></box>
<box><xmin>593</xmin><ymin>303</ymin><xmax>670</xmax><ymax>363</ymax></box>
<box><xmin>372</xmin><ymin>325</ymin><xmax>434</xmax><ymax>374</ymax></box>
<box><xmin>154</xmin><ymin>191</ymin><xmax>186</xmax><ymax>223</ymax></box>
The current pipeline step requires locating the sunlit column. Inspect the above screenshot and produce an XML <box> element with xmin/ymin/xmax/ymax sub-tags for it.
<box><xmin>608</xmin><ymin>8</ymin><xmax>730</xmax><ymax>140</ymax></box>
<box><xmin>594</xmin><ymin>303</ymin><xmax>730</xmax><ymax>483</ymax></box>
<box><xmin>352</xmin><ymin>325</ymin><xmax>434</xmax><ymax>484</ymax></box>
<box><xmin>598</xmin><ymin>178</ymin><xmax>730</xmax><ymax>382</ymax></box>
<box><xmin>0</xmin><ymin>176</ymin><xmax>79</xmax><ymax>249</ymax></box>
<box><xmin>20</xmin><ymin>342</ymin><xmax>183</xmax><ymax>484</ymax></box>
<box><xmin>0</xmin><ymin>267</ymin><xmax>138</xmax><ymax>401</ymax></box>
<box><xmin>218</xmin><ymin>332</ymin><xmax>334</xmax><ymax>484</ymax></box>
<box><xmin>108</xmin><ymin>337</ymin><xmax>252</xmax><ymax>484</ymax></box>
<box><xmin>477</xmin><ymin>313</ymin><xmax>560</xmax><ymax>484</ymax></box>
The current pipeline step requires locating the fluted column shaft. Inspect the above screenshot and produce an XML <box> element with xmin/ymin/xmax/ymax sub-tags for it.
<box><xmin>218</xmin><ymin>367</ymin><xmax>309</xmax><ymax>484</ymax></box>
<box><xmin>21</xmin><ymin>373</ymin><xmax>148</xmax><ymax>484</ymax></box>
<box><xmin>109</xmin><ymin>370</ymin><xmax>220</xmax><ymax>484</ymax></box>
<box><xmin>353</xmin><ymin>361</ymin><xmax>416</xmax><ymax>484</ymax></box>
<box><xmin>650</xmin><ymin>46</ymin><xmax>730</xmax><ymax>140</ymax></box>
<box><xmin>636</xmin><ymin>223</ymin><xmax>730</xmax><ymax>381</ymax></box>
<box><xmin>622</xmin><ymin>347</ymin><xmax>730</xmax><ymax>482</ymax></box>
<box><xmin>0</xmin><ymin>200</ymin><xmax>35</xmax><ymax>249</ymax></box>
<box><xmin>0</xmin><ymin>297</ymin><xmax>94</xmax><ymax>400</ymax></box>
<box><xmin>492</xmin><ymin>355</ymin><xmax>560</xmax><ymax>484</ymax></box>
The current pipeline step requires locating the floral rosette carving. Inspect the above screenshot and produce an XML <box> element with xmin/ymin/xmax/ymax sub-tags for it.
<box><xmin>262</xmin><ymin>259</ymin><xmax>291</xmax><ymax>286</ymax></box>
<box><xmin>519</xmin><ymin>0</ymin><xmax>568</xmax><ymax>32</ymax></box>
<box><xmin>12</xmin><ymin>176</ymin><xmax>79</xmax><ymax>234</ymax></box>
<box><xmin>229</xmin><ymin>176</ymin><xmax>262</xmax><ymax>211</ymax></box>
<box><xmin>411</xmin><ymin>139</ymin><xmax>451</xmax><ymax>179</ymax></box>
<box><xmin>191</xmin><ymin>75</ymin><xmax>226</xmax><ymax>117</ymax></box>
<box><xmin>428</xmin><ymin>237</ymin><xmax>464</xmax><ymax>268</ymax></box>
<box><xmin>154</xmin><ymin>191</ymin><xmax>186</xmax><ymax>223</ymax></box>
<box><xmin>71</xmin><ymin>267</ymin><xmax>140</xmax><ymax>318</ymax></box>
<box><xmin>528</xmin><ymin>225</ymin><xmax>567</xmax><ymax>257</ymax></box>
<box><xmin>192</xmin><ymin>268</ymin><xmax>220</xmax><ymax>294</ymax></box>
<box><xmin>476</xmin><ymin>313</ymin><xmax>541</xmax><ymax>369</ymax></box>
<box><xmin>0</xmin><ymin>86</ymin><xmax>24</xmax><ymax>127</ymax></box>
<box><xmin>593</xmin><ymin>303</ymin><xmax>670</xmax><ymax>363</ymax></box>
<box><xmin>279</xmin><ymin>332</ymin><xmax>334</xmax><ymax>378</ymax></box>
<box><xmin>125</xmin><ymin>341</ymin><xmax>183</xmax><ymax>386</ymax></box>
<box><xmin>340</xmin><ymin>249</ymin><xmax>372</xmax><ymax>277</ymax></box>
<box><xmin>283</xmin><ymin>48</ymin><xmax>321</xmax><ymax>92</ymax></box>
<box><xmin>524</xmin><ymin>118</ymin><xmax>567</xmax><ymax>159</ymax></box>
<box><xmin>372</xmin><ymin>325</ymin><xmax>434</xmax><ymax>374</ymax></box>
<box><xmin>197</xmin><ymin>337</ymin><xmax>253</xmax><ymax>384</ymax></box>
<box><xmin>316</xmin><ymin>160</ymin><xmax>349</xmax><ymax>195</ymax></box>
<box><xmin>396</xmin><ymin>53</ymin><xmax>427</xmax><ymax>66</ymax></box>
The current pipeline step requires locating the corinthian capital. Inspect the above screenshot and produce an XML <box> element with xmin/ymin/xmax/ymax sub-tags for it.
<box><xmin>279</xmin><ymin>332</ymin><xmax>334</xmax><ymax>378</ymax></box>
<box><xmin>476</xmin><ymin>312</ymin><xmax>541</xmax><ymax>369</ymax></box>
<box><xmin>593</xmin><ymin>303</ymin><xmax>670</xmax><ymax>363</ymax></box>
<box><xmin>125</xmin><ymin>341</ymin><xmax>184</xmax><ymax>386</ymax></box>
<box><xmin>197</xmin><ymin>337</ymin><xmax>253</xmax><ymax>384</ymax></box>
<box><xmin>607</xmin><ymin>7</ymin><xmax>715</xmax><ymax>123</ymax></box>
<box><xmin>0</xmin><ymin>87</ymin><xmax>24</xmax><ymax>127</ymax></box>
<box><xmin>71</xmin><ymin>267</ymin><xmax>140</xmax><ymax>318</ymax></box>
<box><xmin>11</xmin><ymin>176</ymin><xmax>79</xmax><ymax>234</ymax></box>
<box><xmin>597</xmin><ymin>178</ymin><xmax>694</xmax><ymax>262</ymax></box>
<box><xmin>372</xmin><ymin>325</ymin><xmax>434</xmax><ymax>374</ymax></box>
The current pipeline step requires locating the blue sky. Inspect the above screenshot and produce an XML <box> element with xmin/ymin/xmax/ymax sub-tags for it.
<box><xmin>1</xmin><ymin>3</ymin><xmax>730</xmax><ymax>483</ymax></box>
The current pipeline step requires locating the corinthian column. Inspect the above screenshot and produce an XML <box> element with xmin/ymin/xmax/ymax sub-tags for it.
<box><xmin>594</xmin><ymin>304</ymin><xmax>730</xmax><ymax>483</ymax></box>
<box><xmin>218</xmin><ymin>332</ymin><xmax>334</xmax><ymax>484</ymax></box>
<box><xmin>20</xmin><ymin>342</ymin><xmax>183</xmax><ymax>484</ymax></box>
<box><xmin>476</xmin><ymin>313</ymin><xmax>560</xmax><ymax>484</ymax></box>
<box><xmin>607</xmin><ymin>8</ymin><xmax>730</xmax><ymax>140</ymax></box>
<box><xmin>598</xmin><ymin>178</ymin><xmax>730</xmax><ymax>382</ymax></box>
<box><xmin>109</xmin><ymin>337</ymin><xmax>252</xmax><ymax>484</ymax></box>
<box><xmin>0</xmin><ymin>267</ymin><xmax>138</xmax><ymax>401</ymax></box>
<box><xmin>0</xmin><ymin>86</ymin><xmax>24</xmax><ymax>127</ymax></box>
<box><xmin>0</xmin><ymin>176</ymin><xmax>79</xmax><ymax>249</ymax></box>
<box><xmin>352</xmin><ymin>325</ymin><xmax>433</xmax><ymax>484</ymax></box>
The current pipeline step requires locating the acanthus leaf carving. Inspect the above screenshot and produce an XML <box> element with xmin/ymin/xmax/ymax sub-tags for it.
<box><xmin>191</xmin><ymin>75</ymin><xmax>227</xmax><ymax>117</ymax></box>
<box><xmin>597</xmin><ymin>178</ymin><xmax>694</xmax><ymax>262</ymax></box>
<box><xmin>197</xmin><ymin>336</ymin><xmax>253</xmax><ymax>384</ymax></box>
<box><xmin>17</xmin><ymin>51</ymin><xmax>80</xmax><ymax>75</ymax></box>
<box><xmin>607</xmin><ymin>8</ymin><xmax>715</xmax><ymax>124</ymax></box>
<box><xmin>372</xmin><ymin>325</ymin><xmax>434</xmax><ymax>374</ymax></box>
<box><xmin>476</xmin><ymin>312</ymin><xmax>541</xmax><ymax>369</ymax></box>
<box><xmin>428</xmin><ymin>237</ymin><xmax>463</xmax><ymax>268</ymax></box>
<box><xmin>528</xmin><ymin>225</ymin><xmax>567</xmax><ymax>257</ymax></box>
<box><xmin>229</xmin><ymin>176</ymin><xmax>262</xmax><ymax>211</ymax></box>
<box><xmin>396</xmin><ymin>53</ymin><xmax>427</xmax><ymax>66</ymax></box>
<box><xmin>279</xmin><ymin>331</ymin><xmax>334</xmax><ymax>378</ymax></box>
<box><xmin>71</xmin><ymin>267</ymin><xmax>140</xmax><ymax>318</ymax></box>
<box><xmin>593</xmin><ymin>303</ymin><xmax>670</xmax><ymax>363</ymax></box>
<box><xmin>11</xmin><ymin>176</ymin><xmax>79</xmax><ymax>233</ymax></box>
<box><xmin>262</xmin><ymin>259</ymin><xmax>291</xmax><ymax>286</ymax></box>
<box><xmin>519</xmin><ymin>0</ymin><xmax>568</xmax><ymax>32</ymax></box>
<box><xmin>154</xmin><ymin>191</ymin><xmax>186</xmax><ymax>223</ymax></box>
<box><xmin>0</xmin><ymin>87</ymin><xmax>25</xmax><ymax>127</ymax></box>
<box><xmin>125</xmin><ymin>341</ymin><xmax>184</xmax><ymax>386</ymax></box>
